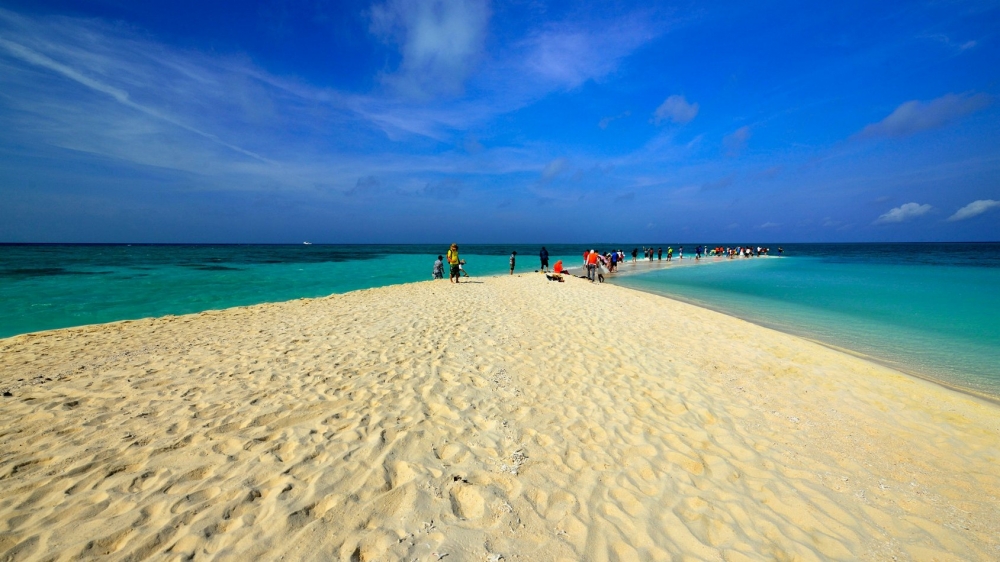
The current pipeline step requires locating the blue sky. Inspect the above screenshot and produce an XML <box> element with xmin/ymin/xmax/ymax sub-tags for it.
<box><xmin>0</xmin><ymin>0</ymin><xmax>998</xmax><ymax>243</ymax></box>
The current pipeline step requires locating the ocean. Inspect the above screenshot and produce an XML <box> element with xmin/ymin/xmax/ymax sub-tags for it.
<box><xmin>2</xmin><ymin>243</ymin><xmax>998</xmax><ymax>398</ymax></box>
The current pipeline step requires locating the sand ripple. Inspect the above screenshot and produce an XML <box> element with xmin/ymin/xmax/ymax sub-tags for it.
<box><xmin>1</xmin><ymin>275</ymin><xmax>998</xmax><ymax>561</ymax></box>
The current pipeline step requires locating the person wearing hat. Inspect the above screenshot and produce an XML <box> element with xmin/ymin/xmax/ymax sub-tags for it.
<box><xmin>586</xmin><ymin>249</ymin><xmax>599</xmax><ymax>282</ymax></box>
<box><xmin>446</xmin><ymin>243</ymin><xmax>461</xmax><ymax>283</ymax></box>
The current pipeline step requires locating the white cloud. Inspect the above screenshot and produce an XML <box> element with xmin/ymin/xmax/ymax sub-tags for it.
<box><xmin>858</xmin><ymin>92</ymin><xmax>990</xmax><ymax>139</ymax></box>
<box><xmin>873</xmin><ymin>202</ymin><xmax>932</xmax><ymax>224</ymax></box>
<box><xmin>518</xmin><ymin>13</ymin><xmax>663</xmax><ymax>91</ymax></box>
<box><xmin>758</xmin><ymin>222</ymin><xmax>779</xmax><ymax>228</ymax></box>
<box><xmin>653</xmin><ymin>95</ymin><xmax>698</xmax><ymax>125</ymax></box>
<box><xmin>361</xmin><ymin>8</ymin><xmax>669</xmax><ymax>137</ymax></box>
<box><xmin>0</xmin><ymin>7</ymin><xmax>554</xmax><ymax>194</ymax></box>
<box><xmin>540</xmin><ymin>158</ymin><xmax>568</xmax><ymax>182</ymax></box>
<box><xmin>947</xmin><ymin>199</ymin><xmax>1000</xmax><ymax>221</ymax></box>
<box><xmin>369</xmin><ymin>0</ymin><xmax>491</xmax><ymax>98</ymax></box>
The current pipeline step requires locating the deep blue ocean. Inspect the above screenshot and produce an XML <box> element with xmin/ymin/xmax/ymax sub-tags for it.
<box><xmin>2</xmin><ymin>243</ymin><xmax>998</xmax><ymax>398</ymax></box>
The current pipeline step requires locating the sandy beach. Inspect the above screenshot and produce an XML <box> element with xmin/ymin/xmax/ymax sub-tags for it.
<box><xmin>1</xmin><ymin>274</ymin><xmax>998</xmax><ymax>561</ymax></box>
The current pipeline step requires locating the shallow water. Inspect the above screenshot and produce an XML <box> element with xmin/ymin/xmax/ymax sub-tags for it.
<box><xmin>612</xmin><ymin>244</ymin><xmax>1000</xmax><ymax>399</ymax></box>
<box><xmin>0</xmin><ymin>244</ymin><xmax>587</xmax><ymax>338</ymax></box>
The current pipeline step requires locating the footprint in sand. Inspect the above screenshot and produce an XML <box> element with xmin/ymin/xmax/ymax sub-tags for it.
<box><xmin>450</xmin><ymin>484</ymin><xmax>485</xmax><ymax>520</ymax></box>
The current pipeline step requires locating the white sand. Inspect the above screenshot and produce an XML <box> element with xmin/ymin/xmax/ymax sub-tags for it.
<box><xmin>1</xmin><ymin>274</ymin><xmax>998</xmax><ymax>561</ymax></box>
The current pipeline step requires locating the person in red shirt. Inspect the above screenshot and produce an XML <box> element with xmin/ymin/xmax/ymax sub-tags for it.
<box><xmin>586</xmin><ymin>250</ymin><xmax>598</xmax><ymax>282</ymax></box>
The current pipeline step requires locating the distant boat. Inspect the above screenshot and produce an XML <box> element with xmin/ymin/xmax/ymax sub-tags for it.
<box><xmin>303</xmin><ymin>241</ymin><xmax>312</xmax><ymax>245</ymax></box>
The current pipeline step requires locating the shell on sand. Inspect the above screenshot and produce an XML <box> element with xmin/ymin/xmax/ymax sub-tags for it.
<box><xmin>1</xmin><ymin>274</ymin><xmax>998</xmax><ymax>561</ymax></box>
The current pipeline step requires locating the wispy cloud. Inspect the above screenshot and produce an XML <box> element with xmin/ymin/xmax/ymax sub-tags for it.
<box><xmin>926</xmin><ymin>34</ymin><xmax>977</xmax><ymax>52</ymax></box>
<box><xmin>540</xmin><ymin>158</ymin><xmax>568</xmax><ymax>182</ymax></box>
<box><xmin>517</xmin><ymin>12</ymin><xmax>664</xmax><ymax>92</ymax></box>
<box><xmin>723</xmin><ymin>126</ymin><xmax>750</xmax><ymax>156</ymax></box>
<box><xmin>857</xmin><ymin>92</ymin><xmax>990</xmax><ymax>139</ymax></box>
<box><xmin>653</xmin><ymin>95</ymin><xmax>698</xmax><ymax>125</ymax></box>
<box><xmin>947</xmin><ymin>199</ymin><xmax>1000</xmax><ymax>221</ymax></box>
<box><xmin>873</xmin><ymin>202</ymin><xmax>932</xmax><ymax>224</ymax></box>
<box><xmin>758</xmin><ymin>221</ymin><xmax>779</xmax><ymax>228</ymax></box>
<box><xmin>0</xmin><ymin>7</ymin><xmax>552</xmax><ymax>196</ymax></box>
<box><xmin>0</xmin><ymin>36</ymin><xmax>269</xmax><ymax>163</ymax></box>
<box><xmin>369</xmin><ymin>0</ymin><xmax>491</xmax><ymax>98</ymax></box>
<box><xmin>599</xmin><ymin>110</ymin><xmax>631</xmax><ymax>129</ymax></box>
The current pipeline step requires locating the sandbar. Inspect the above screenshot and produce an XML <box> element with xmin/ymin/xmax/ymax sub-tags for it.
<box><xmin>1</xmin><ymin>274</ymin><xmax>998</xmax><ymax>560</ymax></box>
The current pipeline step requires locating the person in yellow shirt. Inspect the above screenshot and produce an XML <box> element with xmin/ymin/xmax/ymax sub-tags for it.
<box><xmin>446</xmin><ymin>243</ymin><xmax>461</xmax><ymax>283</ymax></box>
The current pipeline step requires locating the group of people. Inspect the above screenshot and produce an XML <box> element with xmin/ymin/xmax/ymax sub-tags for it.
<box><xmin>632</xmin><ymin>246</ymin><xmax>679</xmax><ymax>262</ymax></box>
<box><xmin>707</xmin><ymin>246</ymin><xmax>781</xmax><ymax>258</ymax></box>
<box><xmin>433</xmin><ymin>245</ymin><xmax>561</xmax><ymax>282</ymax></box>
<box><xmin>624</xmin><ymin>244</ymin><xmax>782</xmax><ymax>262</ymax></box>
<box><xmin>433</xmin><ymin>243</ymin><xmax>785</xmax><ymax>283</ymax></box>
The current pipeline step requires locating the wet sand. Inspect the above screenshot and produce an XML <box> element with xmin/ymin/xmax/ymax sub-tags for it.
<box><xmin>1</xmin><ymin>274</ymin><xmax>998</xmax><ymax>561</ymax></box>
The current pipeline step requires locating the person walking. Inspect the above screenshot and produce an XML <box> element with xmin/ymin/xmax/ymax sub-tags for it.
<box><xmin>539</xmin><ymin>246</ymin><xmax>549</xmax><ymax>271</ymax></box>
<box><xmin>446</xmin><ymin>243</ymin><xmax>461</xmax><ymax>283</ymax></box>
<box><xmin>509</xmin><ymin>251</ymin><xmax>517</xmax><ymax>275</ymax></box>
<box><xmin>433</xmin><ymin>255</ymin><xmax>444</xmax><ymax>279</ymax></box>
<box><xmin>586</xmin><ymin>250</ymin><xmax>599</xmax><ymax>282</ymax></box>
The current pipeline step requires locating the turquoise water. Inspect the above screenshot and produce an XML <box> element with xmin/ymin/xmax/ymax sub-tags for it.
<box><xmin>613</xmin><ymin>248</ymin><xmax>1000</xmax><ymax>399</ymax></box>
<box><xmin>3</xmin><ymin>243</ymin><xmax>998</xmax><ymax>399</ymax></box>
<box><xmin>0</xmin><ymin>244</ymin><xmax>584</xmax><ymax>338</ymax></box>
